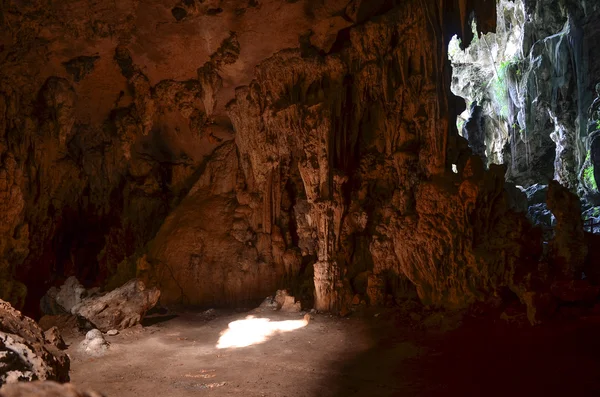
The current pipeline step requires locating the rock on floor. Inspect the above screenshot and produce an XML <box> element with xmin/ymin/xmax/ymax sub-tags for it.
<box><xmin>78</xmin><ymin>330</ymin><xmax>109</xmax><ymax>357</ymax></box>
<box><xmin>0</xmin><ymin>300</ymin><xmax>69</xmax><ymax>385</ymax></box>
<box><xmin>43</xmin><ymin>327</ymin><xmax>66</xmax><ymax>350</ymax></box>
<box><xmin>258</xmin><ymin>290</ymin><xmax>302</xmax><ymax>312</ymax></box>
<box><xmin>40</xmin><ymin>277</ymin><xmax>87</xmax><ymax>315</ymax></box>
<box><xmin>71</xmin><ymin>279</ymin><xmax>160</xmax><ymax>332</ymax></box>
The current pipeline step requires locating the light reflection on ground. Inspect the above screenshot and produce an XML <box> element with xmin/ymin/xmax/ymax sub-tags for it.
<box><xmin>216</xmin><ymin>315</ymin><xmax>309</xmax><ymax>349</ymax></box>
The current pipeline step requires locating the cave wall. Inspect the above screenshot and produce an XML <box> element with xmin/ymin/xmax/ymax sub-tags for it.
<box><xmin>222</xmin><ymin>1</ymin><xmax>541</xmax><ymax>313</ymax></box>
<box><xmin>451</xmin><ymin>0</ymin><xmax>600</xmax><ymax>194</ymax></box>
<box><xmin>1</xmin><ymin>0</ymin><xmax>366</xmax><ymax>312</ymax></box>
<box><xmin>6</xmin><ymin>0</ymin><xmax>577</xmax><ymax>318</ymax></box>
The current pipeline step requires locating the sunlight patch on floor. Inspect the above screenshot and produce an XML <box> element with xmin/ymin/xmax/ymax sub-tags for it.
<box><xmin>216</xmin><ymin>315</ymin><xmax>309</xmax><ymax>349</ymax></box>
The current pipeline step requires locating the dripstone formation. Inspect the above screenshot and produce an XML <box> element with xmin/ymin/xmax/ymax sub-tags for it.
<box><xmin>0</xmin><ymin>0</ymin><xmax>598</xmax><ymax>329</ymax></box>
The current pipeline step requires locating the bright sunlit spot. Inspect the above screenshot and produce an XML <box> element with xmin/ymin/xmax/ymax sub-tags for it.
<box><xmin>216</xmin><ymin>315</ymin><xmax>310</xmax><ymax>349</ymax></box>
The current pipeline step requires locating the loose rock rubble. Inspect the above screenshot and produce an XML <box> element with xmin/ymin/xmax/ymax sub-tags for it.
<box><xmin>259</xmin><ymin>290</ymin><xmax>302</xmax><ymax>313</ymax></box>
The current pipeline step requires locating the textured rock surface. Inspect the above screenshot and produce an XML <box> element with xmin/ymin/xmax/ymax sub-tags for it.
<box><xmin>451</xmin><ymin>0</ymin><xmax>600</xmax><ymax>192</ymax></box>
<box><xmin>71</xmin><ymin>279</ymin><xmax>159</xmax><ymax>332</ymax></box>
<box><xmin>78</xmin><ymin>329</ymin><xmax>109</xmax><ymax>357</ymax></box>
<box><xmin>43</xmin><ymin>327</ymin><xmax>66</xmax><ymax>351</ymax></box>
<box><xmin>0</xmin><ymin>300</ymin><xmax>69</xmax><ymax>385</ymax></box>
<box><xmin>40</xmin><ymin>277</ymin><xmax>87</xmax><ymax>315</ymax></box>
<box><xmin>2</xmin><ymin>0</ymin><xmax>599</xmax><ymax>325</ymax></box>
<box><xmin>147</xmin><ymin>141</ymin><xmax>284</xmax><ymax>307</ymax></box>
<box><xmin>0</xmin><ymin>381</ymin><xmax>103</xmax><ymax>397</ymax></box>
<box><xmin>2</xmin><ymin>0</ymin><xmax>406</xmax><ymax>314</ymax></box>
<box><xmin>222</xmin><ymin>2</ymin><xmax>551</xmax><ymax>313</ymax></box>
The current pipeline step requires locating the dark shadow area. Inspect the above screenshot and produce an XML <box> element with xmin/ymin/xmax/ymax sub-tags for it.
<box><xmin>328</xmin><ymin>310</ymin><xmax>600</xmax><ymax>397</ymax></box>
<box><xmin>141</xmin><ymin>314</ymin><xmax>179</xmax><ymax>327</ymax></box>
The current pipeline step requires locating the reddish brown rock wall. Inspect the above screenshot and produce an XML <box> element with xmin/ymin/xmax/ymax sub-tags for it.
<box><xmin>11</xmin><ymin>0</ymin><xmax>584</xmax><ymax>320</ymax></box>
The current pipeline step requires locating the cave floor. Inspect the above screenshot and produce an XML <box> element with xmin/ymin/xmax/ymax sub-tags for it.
<box><xmin>65</xmin><ymin>307</ymin><xmax>600</xmax><ymax>397</ymax></box>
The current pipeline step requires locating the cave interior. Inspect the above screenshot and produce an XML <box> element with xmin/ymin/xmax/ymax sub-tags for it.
<box><xmin>1</xmin><ymin>0</ymin><xmax>600</xmax><ymax>396</ymax></box>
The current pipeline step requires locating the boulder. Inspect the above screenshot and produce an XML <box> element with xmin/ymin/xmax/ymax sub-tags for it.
<box><xmin>71</xmin><ymin>279</ymin><xmax>160</xmax><ymax>332</ymax></box>
<box><xmin>0</xmin><ymin>380</ymin><xmax>103</xmax><ymax>397</ymax></box>
<box><xmin>0</xmin><ymin>300</ymin><xmax>69</xmax><ymax>385</ymax></box>
<box><xmin>281</xmin><ymin>297</ymin><xmax>301</xmax><ymax>313</ymax></box>
<box><xmin>78</xmin><ymin>329</ymin><xmax>109</xmax><ymax>357</ymax></box>
<box><xmin>43</xmin><ymin>327</ymin><xmax>66</xmax><ymax>350</ymax></box>
<box><xmin>40</xmin><ymin>277</ymin><xmax>86</xmax><ymax>315</ymax></box>
<box><xmin>258</xmin><ymin>290</ymin><xmax>302</xmax><ymax>312</ymax></box>
<box><xmin>258</xmin><ymin>296</ymin><xmax>279</xmax><ymax>311</ymax></box>
<box><xmin>274</xmin><ymin>290</ymin><xmax>302</xmax><ymax>313</ymax></box>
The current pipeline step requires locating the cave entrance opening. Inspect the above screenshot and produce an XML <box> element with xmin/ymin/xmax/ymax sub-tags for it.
<box><xmin>448</xmin><ymin>0</ymin><xmax>600</xmax><ymax>234</ymax></box>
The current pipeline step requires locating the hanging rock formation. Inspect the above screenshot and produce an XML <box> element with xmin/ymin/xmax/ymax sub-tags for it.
<box><xmin>0</xmin><ymin>0</ymin><xmax>409</xmax><ymax>313</ymax></box>
<box><xmin>2</xmin><ymin>0</ymin><xmax>599</xmax><ymax>324</ymax></box>
<box><xmin>451</xmin><ymin>0</ymin><xmax>600</xmax><ymax>193</ymax></box>
<box><xmin>224</xmin><ymin>2</ymin><xmax>548</xmax><ymax>313</ymax></box>
<box><xmin>0</xmin><ymin>0</ymin><xmax>502</xmax><ymax>315</ymax></box>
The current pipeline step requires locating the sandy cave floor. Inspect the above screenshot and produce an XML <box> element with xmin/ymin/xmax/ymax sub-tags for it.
<box><xmin>64</xmin><ymin>307</ymin><xmax>600</xmax><ymax>397</ymax></box>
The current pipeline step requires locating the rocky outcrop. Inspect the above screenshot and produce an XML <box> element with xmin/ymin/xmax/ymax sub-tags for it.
<box><xmin>71</xmin><ymin>279</ymin><xmax>159</xmax><ymax>332</ymax></box>
<box><xmin>463</xmin><ymin>102</ymin><xmax>488</xmax><ymax>163</ymax></box>
<box><xmin>40</xmin><ymin>277</ymin><xmax>158</xmax><ymax>331</ymax></box>
<box><xmin>3</xmin><ymin>0</ymin><xmax>599</xmax><ymax>325</ymax></box>
<box><xmin>224</xmin><ymin>2</ymin><xmax>552</xmax><ymax>314</ymax></box>
<box><xmin>588</xmin><ymin>84</ymin><xmax>600</xmax><ymax>193</ymax></box>
<box><xmin>451</xmin><ymin>0</ymin><xmax>600</xmax><ymax>192</ymax></box>
<box><xmin>2</xmin><ymin>0</ymin><xmax>402</xmax><ymax>314</ymax></box>
<box><xmin>0</xmin><ymin>381</ymin><xmax>103</xmax><ymax>397</ymax></box>
<box><xmin>0</xmin><ymin>300</ymin><xmax>69</xmax><ymax>385</ymax></box>
<box><xmin>147</xmin><ymin>141</ymin><xmax>287</xmax><ymax>307</ymax></box>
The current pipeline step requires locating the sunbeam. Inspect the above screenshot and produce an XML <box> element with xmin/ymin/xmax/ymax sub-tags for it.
<box><xmin>216</xmin><ymin>314</ymin><xmax>310</xmax><ymax>349</ymax></box>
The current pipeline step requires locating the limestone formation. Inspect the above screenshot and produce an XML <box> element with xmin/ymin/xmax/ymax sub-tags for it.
<box><xmin>71</xmin><ymin>280</ymin><xmax>160</xmax><ymax>332</ymax></box>
<box><xmin>78</xmin><ymin>329</ymin><xmax>109</xmax><ymax>357</ymax></box>
<box><xmin>275</xmin><ymin>290</ymin><xmax>302</xmax><ymax>313</ymax></box>
<box><xmin>40</xmin><ymin>277</ymin><xmax>87</xmax><ymax>315</ymax></box>
<box><xmin>0</xmin><ymin>300</ymin><xmax>69</xmax><ymax>385</ymax></box>
<box><xmin>1</xmin><ymin>0</ymin><xmax>599</xmax><ymax>327</ymax></box>
<box><xmin>258</xmin><ymin>290</ymin><xmax>302</xmax><ymax>312</ymax></box>
<box><xmin>450</xmin><ymin>0</ymin><xmax>600</xmax><ymax>194</ymax></box>
<box><xmin>4</xmin><ymin>0</ymin><xmax>462</xmax><ymax>316</ymax></box>
<box><xmin>589</xmin><ymin>84</ymin><xmax>600</xmax><ymax>192</ymax></box>
<box><xmin>147</xmin><ymin>141</ymin><xmax>284</xmax><ymax>307</ymax></box>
